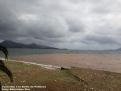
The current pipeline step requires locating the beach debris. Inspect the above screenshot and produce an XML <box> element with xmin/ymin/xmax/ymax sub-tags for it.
<box><xmin>9</xmin><ymin>60</ymin><xmax>62</xmax><ymax>70</ymax></box>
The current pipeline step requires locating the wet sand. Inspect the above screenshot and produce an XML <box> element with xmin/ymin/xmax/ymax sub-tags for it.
<box><xmin>14</xmin><ymin>53</ymin><xmax>121</xmax><ymax>73</ymax></box>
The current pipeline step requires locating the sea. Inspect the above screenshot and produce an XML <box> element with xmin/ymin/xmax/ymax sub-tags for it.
<box><xmin>0</xmin><ymin>48</ymin><xmax>121</xmax><ymax>58</ymax></box>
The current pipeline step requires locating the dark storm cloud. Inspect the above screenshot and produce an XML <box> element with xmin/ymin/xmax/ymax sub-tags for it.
<box><xmin>66</xmin><ymin>19</ymin><xmax>85</xmax><ymax>32</ymax></box>
<box><xmin>84</xmin><ymin>35</ymin><xmax>120</xmax><ymax>45</ymax></box>
<box><xmin>0</xmin><ymin>0</ymin><xmax>121</xmax><ymax>49</ymax></box>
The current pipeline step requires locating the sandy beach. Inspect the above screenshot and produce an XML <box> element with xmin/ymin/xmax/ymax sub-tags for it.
<box><xmin>14</xmin><ymin>53</ymin><xmax>121</xmax><ymax>73</ymax></box>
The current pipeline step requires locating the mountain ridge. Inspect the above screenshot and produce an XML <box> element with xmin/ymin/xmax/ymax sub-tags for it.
<box><xmin>0</xmin><ymin>40</ymin><xmax>58</xmax><ymax>49</ymax></box>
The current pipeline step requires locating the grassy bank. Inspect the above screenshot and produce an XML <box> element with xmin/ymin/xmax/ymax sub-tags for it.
<box><xmin>0</xmin><ymin>61</ymin><xmax>121</xmax><ymax>91</ymax></box>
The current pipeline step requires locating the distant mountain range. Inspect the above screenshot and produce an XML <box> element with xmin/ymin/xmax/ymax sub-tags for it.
<box><xmin>0</xmin><ymin>40</ymin><xmax>58</xmax><ymax>49</ymax></box>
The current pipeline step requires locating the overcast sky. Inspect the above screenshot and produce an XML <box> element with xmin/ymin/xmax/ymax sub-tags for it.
<box><xmin>0</xmin><ymin>0</ymin><xmax>121</xmax><ymax>50</ymax></box>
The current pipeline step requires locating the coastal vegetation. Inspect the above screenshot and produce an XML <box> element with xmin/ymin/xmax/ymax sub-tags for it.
<box><xmin>1</xmin><ymin>61</ymin><xmax>121</xmax><ymax>91</ymax></box>
<box><xmin>0</xmin><ymin>46</ymin><xmax>13</xmax><ymax>90</ymax></box>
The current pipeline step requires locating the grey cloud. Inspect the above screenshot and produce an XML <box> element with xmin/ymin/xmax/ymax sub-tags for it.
<box><xmin>66</xmin><ymin>20</ymin><xmax>84</xmax><ymax>32</ymax></box>
<box><xmin>84</xmin><ymin>35</ymin><xmax>119</xmax><ymax>44</ymax></box>
<box><xmin>0</xmin><ymin>0</ymin><xmax>121</xmax><ymax>50</ymax></box>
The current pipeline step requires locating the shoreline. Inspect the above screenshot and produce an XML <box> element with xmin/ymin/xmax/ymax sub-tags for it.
<box><xmin>9</xmin><ymin>60</ymin><xmax>65</xmax><ymax>70</ymax></box>
<box><xmin>12</xmin><ymin>53</ymin><xmax>121</xmax><ymax>73</ymax></box>
<box><xmin>1</xmin><ymin>53</ymin><xmax>121</xmax><ymax>73</ymax></box>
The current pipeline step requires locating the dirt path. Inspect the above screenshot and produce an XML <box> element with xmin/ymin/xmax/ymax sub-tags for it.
<box><xmin>14</xmin><ymin>53</ymin><xmax>121</xmax><ymax>73</ymax></box>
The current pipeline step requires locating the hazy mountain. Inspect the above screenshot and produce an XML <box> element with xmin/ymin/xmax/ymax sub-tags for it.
<box><xmin>0</xmin><ymin>40</ymin><xmax>58</xmax><ymax>49</ymax></box>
